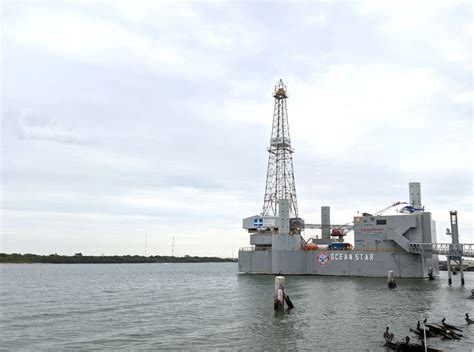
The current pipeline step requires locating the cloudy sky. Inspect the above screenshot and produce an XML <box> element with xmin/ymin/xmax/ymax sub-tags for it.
<box><xmin>1</xmin><ymin>0</ymin><xmax>472</xmax><ymax>257</ymax></box>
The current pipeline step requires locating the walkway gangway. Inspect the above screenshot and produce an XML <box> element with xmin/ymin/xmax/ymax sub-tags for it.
<box><xmin>409</xmin><ymin>243</ymin><xmax>474</xmax><ymax>258</ymax></box>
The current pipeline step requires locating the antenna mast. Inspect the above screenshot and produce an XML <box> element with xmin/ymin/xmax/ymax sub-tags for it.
<box><xmin>172</xmin><ymin>235</ymin><xmax>175</xmax><ymax>257</ymax></box>
<box><xmin>261</xmin><ymin>79</ymin><xmax>299</xmax><ymax>218</ymax></box>
<box><xmin>145</xmin><ymin>233</ymin><xmax>147</xmax><ymax>256</ymax></box>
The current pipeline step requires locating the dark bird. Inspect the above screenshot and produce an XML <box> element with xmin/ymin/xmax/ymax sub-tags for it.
<box><xmin>384</xmin><ymin>326</ymin><xmax>394</xmax><ymax>342</ymax></box>
<box><xmin>423</xmin><ymin>317</ymin><xmax>427</xmax><ymax>324</ymax></box>
<box><xmin>398</xmin><ymin>336</ymin><xmax>411</xmax><ymax>349</ymax></box>
<box><xmin>466</xmin><ymin>313</ymin><xmax>474</xmax><ymax>324</ymax></box>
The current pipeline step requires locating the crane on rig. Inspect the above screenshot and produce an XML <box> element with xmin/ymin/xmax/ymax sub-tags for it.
<box><xmin>303</xmin><ymin>202</ymin><xmax>409</xmax><ymax>243</ymax></box>
<box><xmin>372</xmin><ymin>201</ymin><xmax>408</xmax><ymax>216</ymax></box>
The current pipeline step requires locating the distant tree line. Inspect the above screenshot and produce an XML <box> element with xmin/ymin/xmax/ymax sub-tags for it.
<box><xmin>0</xmin><ymin>253</ymin><xmax>235</xmax><ymax>264</ymax></box>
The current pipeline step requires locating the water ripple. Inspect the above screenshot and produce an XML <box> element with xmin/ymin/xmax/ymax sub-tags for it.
<box><xmin>1</xmin><ymin>263</ymin><xmax>473</xmax><ymax>351</ymax></box>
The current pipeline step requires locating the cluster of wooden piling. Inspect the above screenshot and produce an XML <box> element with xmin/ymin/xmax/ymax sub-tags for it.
<box><xmin>411</xmin><ymin>318</ymin><xmax>464</xmax><ymax>340</ymax></box>
<box><xmin>385</xmin><ymin>316</ymin><xmax>472</xmax><ymax>351</ymax></box>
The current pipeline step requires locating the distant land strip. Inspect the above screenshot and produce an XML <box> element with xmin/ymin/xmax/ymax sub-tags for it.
<box><xmin>0</xmin><ymin>253</ymin><xmax>236</xmax><ymax>264</ymax></box>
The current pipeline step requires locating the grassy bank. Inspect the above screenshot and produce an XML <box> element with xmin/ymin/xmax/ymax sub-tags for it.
<box><xmin>0</xmin><ymin>253</ymin><xmax>235</xmax><ymax>264</ymax></box>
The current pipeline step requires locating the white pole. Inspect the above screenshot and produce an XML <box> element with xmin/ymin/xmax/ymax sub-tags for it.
<box><xmin>172</xmin><ymin>235</ymin><xmax>175</xmax><ymax>257</ymax></box>
<box><xmin>423</xmin><ymin>322</ymin><xmax>427</xmax><ymax>352</ymax></box>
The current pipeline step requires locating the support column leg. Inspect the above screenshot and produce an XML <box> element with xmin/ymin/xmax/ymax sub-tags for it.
<box><xmin>421</xmin><ymin>254</ymin><xmax>425</xmax><ymax>278</ymax></box>
<box><xmin>447</xmin><ymin>258</ymin><xmax>452</xmax><ymax>285</ymax></box>
<box><xmin>460</xmin><ymin>258</ymin><xmax>465</xmax><ymax>286</ymax></box>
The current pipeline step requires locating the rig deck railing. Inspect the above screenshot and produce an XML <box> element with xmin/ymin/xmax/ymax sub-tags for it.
<box><xmin>409</xmin><ymin>243</ymin><xmax>474</xmax><ymax>258</ymax></box>
<box><xmin>239</xmin><ymin>247</ymin><xmax>254</xmax><ymax>252</ymax></box>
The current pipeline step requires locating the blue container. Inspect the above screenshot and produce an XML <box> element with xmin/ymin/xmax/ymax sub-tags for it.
<box><xmin>327</xmin><ymin>243</ymin><xmax>351</xmax><ymax>250</ymax></box>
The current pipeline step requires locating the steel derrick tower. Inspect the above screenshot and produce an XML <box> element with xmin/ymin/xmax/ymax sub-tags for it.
<box><xmin>261</xmin><ymin>79</ymin><xmax>299</xmax><ymax>219</ymax></box>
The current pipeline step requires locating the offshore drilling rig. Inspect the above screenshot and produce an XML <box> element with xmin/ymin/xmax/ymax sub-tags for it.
<box><xmin>238</xmin><ymin>80</ymin><xmax>465</xmax><ymax>278</ymax></box>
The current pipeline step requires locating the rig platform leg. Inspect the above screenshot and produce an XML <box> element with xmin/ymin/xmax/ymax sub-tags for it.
<box><xmin>460</xmin><ymin>258</ymin><xmax>465</xmax><ymax>286</ymax></box>
<box><xmin>447</xmin><ymin>259</ymin><xmax>452</xmax><ymax>285</ymax></box>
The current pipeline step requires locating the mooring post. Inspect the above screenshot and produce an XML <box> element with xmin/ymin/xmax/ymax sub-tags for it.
<box><xmin>447</xmin><ymin>258</ymin><xmax>452</xmax><ymax>285</ymax></box>
<box><xmin>387</xmin><ymin>270</ymin><xmax>397</xmax><ymax>289</ymax></box>
<box><xmin>274</xmin><ymin>275</ymin><xmax>285</xmax><ymax>310</ymax></box>
<box><xmin>460</xmin><ymin>258</ymin><xmax>465</xmax><ymax>286</ymax></box>
<box><xmin>274</xmin><ymin>275</ymin><xmax>294</xmax><ymax>310</ymax></box>
<box><xmin>428</xmin><ymin>267</ymin><xmax>435</xmax><ymax>280</ymax></box>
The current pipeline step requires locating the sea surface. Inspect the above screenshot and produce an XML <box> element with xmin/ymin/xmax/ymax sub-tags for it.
<box><xmin>1</xmin><ymin>263</ymin><xmax>473</xmax><ymax>351</ymax></box>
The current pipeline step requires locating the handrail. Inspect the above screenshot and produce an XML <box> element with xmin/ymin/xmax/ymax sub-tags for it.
<box><xmin>240</xmin><ymin>243</ymin><xmax>474</xmax><ymax>257</ymax></box>
<box><xmin>239</xmin><ymin>247</ymin><xmax>272</xmax><ymax>252</ymax></box>
<box><xmin>408</xmin><ymin>243</ymin><xmax>474</xmax><ymax>258</ymax></box>
<box><xmin>239</xmin><ymin>247</ymin><xmax>255</xmax><ymax>252</ymax></box>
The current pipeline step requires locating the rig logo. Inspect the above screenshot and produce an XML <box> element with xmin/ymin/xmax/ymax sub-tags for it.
<box><xmin>316</xmin><ymin>253</ymin><xmax>330</xmax><ymax>267</ymax></box>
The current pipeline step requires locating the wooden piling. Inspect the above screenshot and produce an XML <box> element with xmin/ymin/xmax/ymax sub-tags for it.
<box><xmin>387</xmin><ymin>270</ymin><xmax>397</xmax><ymax>289</ymax></box>
<box><xmin>274</xmin><ymin>275</ymin><xmax>294</xmax><ymax>310</ymax></box>
<box><xmin>274</xmin><ymin>276</ymin><xmax>285</xmax><ymax>310</ymax></box>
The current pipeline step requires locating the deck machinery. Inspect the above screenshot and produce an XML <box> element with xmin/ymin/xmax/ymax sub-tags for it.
<box><xmin>239</xmin><ymin>81</ymin><xmax>438</xmax><ymax>278</ymax></box>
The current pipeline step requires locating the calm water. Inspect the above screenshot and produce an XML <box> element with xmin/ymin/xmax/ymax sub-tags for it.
<box><xmin>1</xmin><ymin>263</ymin><xmax>473</xmax><ymax>351</ymax></box>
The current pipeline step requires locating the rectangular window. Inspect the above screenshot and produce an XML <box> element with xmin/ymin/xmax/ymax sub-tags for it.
<box><xmin>376</xmin><ymin>219</ymin><xmax>387</xmax><ymax>225</ymax></box>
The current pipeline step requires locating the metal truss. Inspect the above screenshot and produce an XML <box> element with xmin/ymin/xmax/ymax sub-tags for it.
<box><xmin>261</xmin><ymin>80</ymin><xmax>299</xmax><ymax>218</ymax></box>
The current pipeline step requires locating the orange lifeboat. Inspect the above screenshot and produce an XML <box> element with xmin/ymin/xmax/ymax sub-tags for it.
<box><xmin>304</xmin><ymin>243</ymin><xmax>318</xmax><ymax>251</ymax></box>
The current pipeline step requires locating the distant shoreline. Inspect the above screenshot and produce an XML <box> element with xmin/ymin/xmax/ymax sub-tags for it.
<box><xmin>0</xmin><ymin>253</ymin><xmax>236</xmax><ymax>264</ymax></box>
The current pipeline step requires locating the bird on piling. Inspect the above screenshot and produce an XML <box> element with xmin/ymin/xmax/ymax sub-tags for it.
<box><xmin>441</xmin><ymin>317</ymin><xmax>463</xmax><ymax>332</ymax></box>
<box><xmin>383</xmin><ymin>326</ymin><xmax>394</xmax><ymax>342</ymax></box>
<box><xmin>410</xmin><ymin>325</ymin><xmax>424</xmax><ymax>339</ymax></box>
<box><xmin>417</xmin><ymin>320</ymin><xmax>436</xmax><ymax>338</ymax></box>
<box><xmin>401</xmin><ymin>336</ymin><xmax>411</xmax><ymax>348</ymax></box>
<box><xmin>466</xmin><ymin>313</ymin><xmax>474</xmax><ymax>325</ymax></box>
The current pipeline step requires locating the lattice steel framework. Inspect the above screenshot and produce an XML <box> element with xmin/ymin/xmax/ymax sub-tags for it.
<box><xmin>261</xmin><ymin>80</ymin><xmax>299</xmax><ymax>218</ymax></box>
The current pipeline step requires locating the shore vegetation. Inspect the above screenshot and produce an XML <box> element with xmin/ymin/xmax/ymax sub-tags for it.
<box><xmin>0</xmin><ymin>253</ymin><xmax>235</xmax><ymax>264</ymax></box>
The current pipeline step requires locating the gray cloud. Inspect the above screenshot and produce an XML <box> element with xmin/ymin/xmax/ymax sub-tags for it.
<box><xmin>1</xmin><ymin>1</ymin><xmax>472</xmax><ymax>256</ymax></box>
